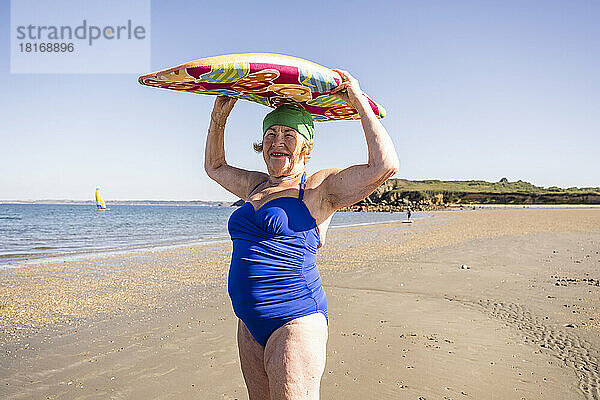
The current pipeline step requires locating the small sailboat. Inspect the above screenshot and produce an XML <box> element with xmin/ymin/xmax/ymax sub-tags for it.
<box><xmin>95</xmin><ymin>187</ymin><xmax>109</xmax><ymax>211</ymax></box>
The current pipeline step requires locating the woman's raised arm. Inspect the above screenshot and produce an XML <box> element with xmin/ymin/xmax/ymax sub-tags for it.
<box><xmin>321</xmin><ymin>70</ymin><xmax>400</xmax><ymax>210</ymax></box>
<box><xmin>204</xmin><ymin>96</ymin><xmax>267</xmax><ymax>199</ymax></box>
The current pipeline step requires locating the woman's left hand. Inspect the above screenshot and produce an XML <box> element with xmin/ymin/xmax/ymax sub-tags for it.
<box><xmin>330</xmin><ymin>69</ymin><xmax>367</xmax><ymax>109</ymax></box>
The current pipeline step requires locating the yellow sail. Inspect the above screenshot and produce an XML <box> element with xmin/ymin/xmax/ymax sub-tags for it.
<box><xmin>95</xmin><ymin>187</ymin><xmax>106</xmax><ymax>210</ymax></box>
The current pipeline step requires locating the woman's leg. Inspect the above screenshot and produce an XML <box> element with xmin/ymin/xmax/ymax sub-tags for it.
<box><xmin>263</xmin><ymin>313</ymin><xmax>328</xmax><ymax>400</ymax></box>
<box><xmin>237</xmin><ymin>320</ymin><xmax>270</xmax><ymax>400</ymax></box>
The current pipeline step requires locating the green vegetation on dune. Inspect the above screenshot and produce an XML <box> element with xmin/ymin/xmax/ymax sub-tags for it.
<box><xmin>340</xmin><ymin>178</ymin><xmax>600</xmax><ymax>211</ymax></box>
<box><xmin>387</xmin><ymin>178</ymin><xmax>600</xmax><ymax>194</ymax></box>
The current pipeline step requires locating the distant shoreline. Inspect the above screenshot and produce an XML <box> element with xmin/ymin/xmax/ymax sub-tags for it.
<box><xmin>0</xmin><ymin>200</ymin><xmax>234</xmax><ymax>206</ymax></box>
<box><xmin>4</xmin><ymin>201</ymin><xmax>600</xmax><ymax>209</ymax></box>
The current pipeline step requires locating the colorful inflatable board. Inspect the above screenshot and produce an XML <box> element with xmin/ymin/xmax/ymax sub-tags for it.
<box><xmin>138</xmin><ymin>53</ymin><xmax>386</xmax><ymax>122</ymax></box>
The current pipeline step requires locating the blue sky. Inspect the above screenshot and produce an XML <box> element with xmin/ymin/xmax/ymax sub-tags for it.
<box><xmin>1</xmin><ymin>0</ymin><xmax>598</xmax><ymax>201</ymax></box>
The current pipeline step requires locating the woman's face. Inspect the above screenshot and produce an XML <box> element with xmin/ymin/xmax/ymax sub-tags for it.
<box><xmin>262</xmin><ymin>125</ymin><xmax>305</xmax><ymax>177</ymax></box>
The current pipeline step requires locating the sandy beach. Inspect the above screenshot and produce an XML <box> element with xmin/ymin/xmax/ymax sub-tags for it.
<box><xmin>1</xmin><ymin>208</ymin><xmax>599</xmax><ymax>399</ymax></box>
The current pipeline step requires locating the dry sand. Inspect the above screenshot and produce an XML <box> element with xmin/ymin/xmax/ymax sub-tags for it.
<box><xmin>1</xmin><ymin>208</ymin><xmax>599</xmax><ymax>399</ymax></box>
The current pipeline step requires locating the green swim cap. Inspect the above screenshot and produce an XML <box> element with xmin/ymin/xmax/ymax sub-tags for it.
<box><xmin>262</xmin><ymin>104</ymin><xmax>314</xmax><ymax>141</ymax></box>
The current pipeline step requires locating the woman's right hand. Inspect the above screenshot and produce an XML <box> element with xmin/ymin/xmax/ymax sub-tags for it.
<box><xmin>211</xmin><ymin>95</ymin><xmax>238</xmax><ymax>124</ymax></box>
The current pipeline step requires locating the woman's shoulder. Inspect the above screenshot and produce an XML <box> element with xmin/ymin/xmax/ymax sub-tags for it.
<box><xmin>306</xmin><ymin>168</ymin><xmax>343</xmax><ymax>188</ymax></box>
<box><xmin>304</xmin><ymin>169</ymin><xmax>342</xmax><ymax>223</ymax></box>
<box><xmin>305</xmin><ymin>169</ymin><xmax>344</xmax><ymax>208</ymax></box>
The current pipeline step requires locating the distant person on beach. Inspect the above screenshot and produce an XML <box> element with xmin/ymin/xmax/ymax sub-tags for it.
<box><xmin>407</xmin><ymin>206</ymin><xmax>412</xmax><ymax>220</ymax></box>
<box><xmin>205</xmin><ymin>70</ymin><xmax>399</xmax><ymax>399</ymax></box>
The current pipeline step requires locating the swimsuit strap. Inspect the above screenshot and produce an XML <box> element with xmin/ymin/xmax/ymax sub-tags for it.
<box><xmin>299</xmin><ymin>172</ymin><xmax>306</xmax><ymax>200</ymax></box>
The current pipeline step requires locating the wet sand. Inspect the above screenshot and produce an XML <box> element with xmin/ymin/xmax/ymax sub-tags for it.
<box><xmin>1</xmin><ymin>208</ymin><xmax>599</xmax><ymax>399</ymax></box>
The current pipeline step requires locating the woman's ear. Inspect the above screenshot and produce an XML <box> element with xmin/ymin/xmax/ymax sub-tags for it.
<box><xmin>301</xmin><ymin>139</ymin><xmax>313</xmax><ymax>164</ymax></box>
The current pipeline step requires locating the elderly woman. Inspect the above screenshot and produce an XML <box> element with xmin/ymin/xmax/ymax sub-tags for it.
<box><xmin>205</xmin><ymin>70</ymin><xmax>399</xmax><ymax>400</ymax></box>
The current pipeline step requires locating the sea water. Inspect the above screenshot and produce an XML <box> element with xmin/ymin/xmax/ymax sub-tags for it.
<box><xmin>0</xmin><ymin>204</ymin><xmax>423</xmax><ymax>267</ymax></box>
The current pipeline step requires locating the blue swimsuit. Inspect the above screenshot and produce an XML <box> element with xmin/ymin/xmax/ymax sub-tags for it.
<box><xmin>227</xmin><ymin>172</ymin><xmax>328</xmax><ymax>346</ymax></box>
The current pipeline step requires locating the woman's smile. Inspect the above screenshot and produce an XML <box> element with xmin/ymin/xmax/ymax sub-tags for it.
<box><xmin>269</xmin><ymin>151</ymin><xmax>290</xmax><ymax>158</ymax></box>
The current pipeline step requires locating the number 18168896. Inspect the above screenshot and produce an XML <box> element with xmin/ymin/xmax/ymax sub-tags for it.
<box><xmin>19</xmin><ymin>43</ymin><xmax>74</xmax><ymax>52</ymax></box>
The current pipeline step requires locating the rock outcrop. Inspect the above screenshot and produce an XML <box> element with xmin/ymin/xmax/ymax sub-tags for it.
<box><xmin>339</xmin><ymin>179</ymin><xmax>600</xmax><ymax>212</ymax></box>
